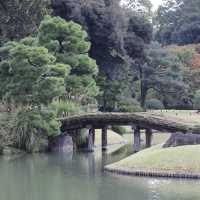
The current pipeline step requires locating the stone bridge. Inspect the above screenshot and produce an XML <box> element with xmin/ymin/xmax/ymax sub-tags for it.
<box><xmin>60</xmin><ymin>112</ymin><xmax>200</xmax><ymax>152</ymax></box>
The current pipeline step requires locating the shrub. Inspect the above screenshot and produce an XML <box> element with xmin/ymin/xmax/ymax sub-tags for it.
<box><xmin>146</xmin><ymin>88</ymin><xmax>160</xmax><ymax>100</ymax></box>
<box><xmin>51</xmin><ymin>101</ymin><xmax>83</xmax><ymax>117</ymax></box>
<box><xmin>14</xmin><ymin>109</ymin><xmax>60</xmax><ymax>152</ymax></box>
<box><xmin>118</xmin><ymin>98</ymin><xmax>143</xmax><ymax>112</ymax></box>
<box><xmin>194</xmin><ymin>90</ymin><xmax>200</xmax><ymax>109</ymax></box>
<box><xmin>145</xmin><ymin>98</ymin><xmax>164</xmax><ymax>110</ymax></box>
<box><xmin>0</xmin><ymin>112</ymin><xmax>18</xmax><ymax>146</ymax></box>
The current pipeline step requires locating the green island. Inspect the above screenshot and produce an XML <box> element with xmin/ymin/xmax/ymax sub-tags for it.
<box><xmin>1</xmin><ymin>0</ymin><xmax>200</xmax><ymax>199</ymax></box>
<box><xmin>106</xmin><ymin>144</ymin><xmax>200</xmax><ymax>178</ymax></box>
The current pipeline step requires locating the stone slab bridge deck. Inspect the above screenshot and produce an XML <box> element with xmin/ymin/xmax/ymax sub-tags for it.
<box><xmin>59</xmin><ymin>112</ymin><xmax>200</xmax><ymax>152</ymax></box>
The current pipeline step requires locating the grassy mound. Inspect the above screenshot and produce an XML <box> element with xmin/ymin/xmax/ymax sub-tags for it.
<box><xmin>106</xmin><ymin>144</ymin><xmax>200</xmax><ymax>177</ymax></box>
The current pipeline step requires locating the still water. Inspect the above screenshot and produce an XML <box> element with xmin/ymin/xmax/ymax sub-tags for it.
<box><xmin>0</xmin><ymin>151</ymin><xmax>200</xmax><ymax>200</ymax></box>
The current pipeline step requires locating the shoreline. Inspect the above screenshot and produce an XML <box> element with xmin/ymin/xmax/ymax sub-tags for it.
<box><xmin>104</xmin><ymin>144</ymin><xmax>200</xmax><ymax>180</ymax></box>
<box><xmin>104</xmin><ymin>166</ymin><xmax>200</xmax><ymax>179</ymax></box>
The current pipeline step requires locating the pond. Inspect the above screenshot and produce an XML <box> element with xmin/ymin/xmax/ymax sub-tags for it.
<box><xmin>0</xmin><ymin>151</ymin><xmax>200</xmax><ymax>200</ymax></box>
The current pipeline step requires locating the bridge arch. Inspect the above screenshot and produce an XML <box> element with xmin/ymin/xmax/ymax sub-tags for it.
<box><xmin>60</xmin><ymin>112</ymin><xmax>200</xmax><ymax>152</ymax></box>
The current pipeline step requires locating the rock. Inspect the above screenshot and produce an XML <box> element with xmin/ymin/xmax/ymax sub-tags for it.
<box><xmin>49</xmin><ymin>135</ymin><xmax>73</xmax><ymax>153</ymax></box>
<box><xmin>163</xmin><ymin>132</ymin><xmax>200</xmax><ymax>148</ymax></box>
<box><xmin>27</xmin><ymin>133</ymin><xmax>49</xmax><ymax>153</ymax></box>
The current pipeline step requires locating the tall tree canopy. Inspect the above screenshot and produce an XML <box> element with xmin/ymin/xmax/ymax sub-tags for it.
<box><xmin>0</xmin><ymin>0</ymin><xmax>50</xmax><ymax>45</ymax></box>
<box><xmin>0</xmin><ymin>39</ymin><xmax>67</xmax><ymax>108</ymax></box>
<box><xmin>0</xmin><ymin>16</ymin><xmax>99</xmax><ymax>151</ymax></box>
<box><xmin>52</xmin><ymin>0</ymin><xmax>153</xmax><ymax>110</ymax></box>
<box><xmin>121</xmin><ymin>0</ymin><xmax>153</xmax><ymax>17</ymax></box>
<box><xmin>0</xmin><ymin>15</ymin><xmax>99</xmax><ymax>107</ymax></box>
<box><xmin>132</xmin><ymin>42</ymin><xmax>188</xmax><ymax>108</ymax></box>
<box><xmin>155</xmin><ymin>0</ymin><xmax>200</xmax><ymax>45</ymax></box>
<box><xmin>37</xmin><ymin>15</ymin><xmax>99</xmax><ymax>104</ymax></box>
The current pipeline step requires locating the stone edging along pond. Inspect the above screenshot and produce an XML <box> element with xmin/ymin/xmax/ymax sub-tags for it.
<box><xmin>104</xmin><ymin>166</ymin><xmax>200</xmax><ymax>180</ymax></box>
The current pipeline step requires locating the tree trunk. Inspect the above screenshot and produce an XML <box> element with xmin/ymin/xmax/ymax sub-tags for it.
<box><xmin>140</xmin><ymin>81</ymin><xmax>147</xmax><ymax>108</ymax></box>
<box><xmin>102</xmin><ymin>126</ymin><xmax>108</xmax><ymax>151</ymax></box>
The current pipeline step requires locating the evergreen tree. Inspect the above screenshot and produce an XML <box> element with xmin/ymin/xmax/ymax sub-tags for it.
<box><xmin>0</xmin><ymin>40</ymin><xmax>68</xmax><ymax>108</ymax></box>
<box><xmin>37</xmin><ymin>16</ymin><xmax>99</xmax><ymax>104</ymax></box>
<box><xmin>0</xmin><ymin>15</ymin><xmax>99</xmax><ymax>151</ymax></box>
<box><xmin>133</xmin><ymin>42</ymin><xmax>188</xmax><ymax>108</ymax></box>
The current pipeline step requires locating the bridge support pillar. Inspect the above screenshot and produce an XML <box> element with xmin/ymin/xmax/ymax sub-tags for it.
<box><xmin>145</xmin><ymin>128</ymin><xmax>153</xmax><ymax>148</ymax></box>
<box><xmin>87</xmin><ymin>126</ymin><xmax>95</xmax><ymax>152</ymax></box>
<box><xmin>102</xmin><ymin>126</ymin><xmax>108</xmax><ymax>151</ymax></box>
<box><xmin>92</xmin><ymin>130</ymin><xmax>95</xmax><ymax>144</ymax></box>
<box><xmin>133</xmin><ymin>126</ymin><xmax>141</xmax><ymax>152</ymax></box>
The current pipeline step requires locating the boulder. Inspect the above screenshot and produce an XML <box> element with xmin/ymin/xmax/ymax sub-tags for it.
<box><xmin>27</xmin><ymin>133</ymin><xmax>49</xmax><ymax>153</ymax></box>
<box><xmin>163</xmin><ymin>132</ymin><xmax>200</xmax><ymax>148</ymax></box>
<box><xmin>49</xmin><ymin>135</ymin><xmax>73</xmax><ymax>153</ymax></box>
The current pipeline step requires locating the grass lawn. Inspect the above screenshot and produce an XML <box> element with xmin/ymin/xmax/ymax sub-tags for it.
<box><xmin>148</xmin><ymin>110</ymin><xmax>200</xmax><ymax>126</ymax></box>
<box><xmin>106</xmin><ymin>144</ymin><xmax>200</xmax><ymax>175</ymax></box>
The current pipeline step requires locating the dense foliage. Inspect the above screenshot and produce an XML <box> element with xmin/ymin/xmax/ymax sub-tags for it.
<box><xmin>0</xmin><ymin>0</ymin><xmax>50</xmax><ymax>45</ymax></box>
<box><xmin>121</xmin><ymin>0</ymin><xmax>153</xmax><ymax>17</ymax></box>
<box><xmin>145</xmin><ymin>98</ymin><xmax>164</xmax><ymax>110</ymax></box>
<box><xmin>165</xmin><ymin>44</ymin><xmax>200</xmax><ymax>107</ymax></box>
<box><xmin>1</xmin><ymin>0</ymin><xmax>200</xmax><ymax>153</ymax></box>
<box><xmin>133</xmin><ymin>42</ymin><xmax>189</xmax><ymax>108</ymax></box>
<box><xmin>0</xmin><ymin>16</ymin><xmax>98</xmax><ymax>151</ymax></box>
<box><xmin>37</xmin><ymin>16</ymin><xmax>99</xmax><ymax>105</ymax></box>
<box><xmin>52</xmin><ymin>0</ymin><xmax>153</xmax><ymax>111</ymax></box>
<box><xmin>155</xmin><ymin>0</ymin><xmax>200</xmax><ymax>45</ymax></box>
<box><xmin>194</xmin><ymin>90</ymin><xmax>200</xmax><ymax>110</ymax></box>
<box><xmin>0</xmin><ymin>40</ymin><xmax>66</xmax><ymax>107</ymax></box>
<box><xmin>14</xmin><ymin>109</ymin><xmax>59</xmax><ymax>152</ymax></box>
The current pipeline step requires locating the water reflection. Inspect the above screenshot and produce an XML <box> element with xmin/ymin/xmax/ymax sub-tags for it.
<box><xmin>0</xmin><ymin>152</ymin><xmax>200</xmax><ymax>200</ymax></box>
<box><xmin>145</xmin><ymin>178</ymin><xmax>200</xmax><ymax>200</ymax></box>
<box><xmin>101</xmin><ymin>152</ymin><xmax>108</xmax><ymax>171</ymax></box>
<box><xmin>147</xmin><ymin>179</ymin><xmax>162</xmax><ymax>200</ymax></box>
<box><xmin>88</xmin><ymin>153</ymin><xmax>95</xmax><ymax>177</ymax></box>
